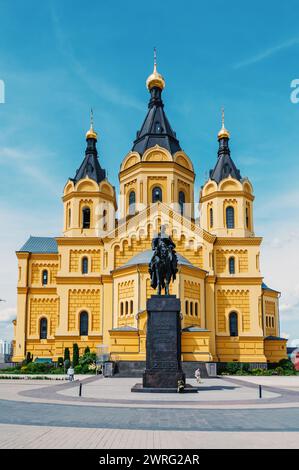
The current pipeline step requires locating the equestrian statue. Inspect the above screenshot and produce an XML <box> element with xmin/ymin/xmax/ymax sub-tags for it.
<box><xmin>149</xmin><ymin>226</ymin><xmax>178</xmax><ymax>295</ymax></box>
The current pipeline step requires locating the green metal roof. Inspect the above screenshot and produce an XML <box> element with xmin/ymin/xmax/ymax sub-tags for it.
<box><xmin>18</xmin><ymin>236</ymin><xmax>58</xmax><ymax>254</ymax></box>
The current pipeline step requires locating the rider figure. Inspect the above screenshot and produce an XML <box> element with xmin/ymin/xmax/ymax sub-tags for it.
<box><xmin>149</xmin><ymin>226</ymin><xmax>178</xmax><ymax>295</ymax></box>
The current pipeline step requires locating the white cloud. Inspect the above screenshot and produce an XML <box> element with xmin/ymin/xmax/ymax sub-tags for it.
<box><xmin>0</xmin><ymin>307</ymin><xmax>16</xmax><ymax>323</ymax></box>
<box><xmin>0</xmin><ymin>201</ymin><xmax>60</xmax><ymax>342</ymax></box>
<box><xmin>234</xmin><ymin>37</ymin><xmax>299</xmax><ymax>69</ymax></box>
<box><xmin>0</xmin><ymin>146</ymin><xmax>59</xmax><ymax>195</ymax></box>
<box><xmin>50</xmin><ymin>7</ymin><xmax>143</xmax><ymax>111</ymax></box>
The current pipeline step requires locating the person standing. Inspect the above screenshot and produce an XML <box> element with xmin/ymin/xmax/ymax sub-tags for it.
<box><xmin>195</xmin><ymin>368</ymin><xmax>201</xmax><ymax>384</ymax></box>
<box><xmin>67</xmin><ymin>365</ymin><xmax>75</xmax><ymax>382</ymax></box>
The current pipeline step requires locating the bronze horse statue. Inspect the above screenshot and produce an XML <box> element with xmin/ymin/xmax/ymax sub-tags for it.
<box><xmin>149</xmin><ymin>227</ymin><xmax>178</xmax><ymax>295</ymax></box>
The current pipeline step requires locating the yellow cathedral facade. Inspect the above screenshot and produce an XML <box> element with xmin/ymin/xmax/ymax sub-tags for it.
<box><xmin>13</xmin><ymin>59</ymin><xmax>287</xmax><ymax>365</ymax></box>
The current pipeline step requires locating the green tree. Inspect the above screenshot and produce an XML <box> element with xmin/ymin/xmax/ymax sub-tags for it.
<box><xmin>84</xmin><ymin>346</ymin><xmax>90</xmax><ymax>355</ymax></box>
<box><xmin>64</xmin><ymin>347</ymin><xmax>70</xmax><ymax>362</ymax></box>
<box><xmin>73</xmin><ymin>343</ymin><xmax>80</xmax><ymax>367</ymax></box>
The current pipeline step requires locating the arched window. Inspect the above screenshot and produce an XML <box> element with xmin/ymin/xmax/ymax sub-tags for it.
<box><xmin>229</xmin><ymin>312</ymin><xmax>238</xmax><ymax>337</ymax></box>
<box><xmin>42</xmin><ymin>270</ymin><xmax>48</xmax><ymax>286</ymax></box>
<box><xmin>125</xmin><ymin>301</ymin><xmax>128</xmax><ymax>315</ymax></box>
<box><xmin>190</xmin><ymin>302</ymin><xmax>193</xmax><ymax>316</ymax></box>
<box><xmin>82</xmin><ymin>257</ymin><xmax>88</xmax><ymax>274</ymax></box>
<box><xmin>68</xmin><ymin>207</ymin><xmax>71</xmax><ymax>228</ymax></box>
<box><xmin>120</xmin><ymin>302</ymin><xmax>124</xmax><ymax>316</ymax></box>
<box><xmin>130</xmin><ymin>300</ymin><xmax>133</xmax><ymax>314</ymax></box>
<box><xmin>229</xmin><ymin>257</ymin><xmax>235</xmax><ymax>274</ymax></box>
<box><xmin>226</xmin><ymin>206</ymin><xmax>235</xmax><ymax>229</ymax></box>
<box><xmin>246</xmin><ymin>207</ymin><xmax>250</xmax><ymax>229</ymax></box>
<box><xmin>82</xmin><ymin>207</ymin><xmax>91</xmax><ymax>229</ymax></box>
<box><xmin>195</xmin><ymin>303</ymin><xmax>198</xmax><ymax>317</ymax></box>
<box><xmin>129</xmin><ymin>191</ymin><xmax>136</xmax><ymax>215</ymax></box>
<box><xmin>40</xmin><ymin>318</ymin><xmax>48</xmax><ymax>339</ymax></box>
<box><xmin>79</xmin><ymin>311</ymin><xmax>88</xmax><ymax>336</ymax></box>
<box><xmin>152</xmin><ymin>186</ymin><xmax>162</xmax><ymax>203</ymax></box>
<box><xmin>185</xmin><ymin>300</ymin><xmax>189</xmax><ymax>315</ymax></box>
<box><xmin>179</xmin><ymin>191</ymin><xmax>185</xmax><ymax>215</ymax></box>
<box><xmin>209</xmin><ymin>207</ymin><xmax>213</xmax><ymax>228</ymax></box>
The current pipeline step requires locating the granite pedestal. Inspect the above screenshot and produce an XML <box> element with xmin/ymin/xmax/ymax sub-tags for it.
<box><xmin>131</xmin><ymin>295</ymin><xmax>196</xmax><ymax>393</ymax></box>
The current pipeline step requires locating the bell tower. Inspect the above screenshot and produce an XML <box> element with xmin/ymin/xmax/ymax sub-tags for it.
<box><xmin>119</xmin><ymin>50</ymin><xmax>195</xmax><ymax>220</ymax></box>
<box><xmin>200</xmin><ymin>110</ymin><xmax>254</xmax><ymax>237</ymax></box>
<box><xmin>62</xmin><ymin>113</ymin><xmax>117</xmax><ymax>237</ymax></box>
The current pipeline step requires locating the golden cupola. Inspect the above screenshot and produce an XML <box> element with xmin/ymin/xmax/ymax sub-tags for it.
<box><xmin>217</xmin><ymin>107</ymin><xmax>230</xmax><ymax>140</ymax></box>
<box><xmin>86</xmin><ymin>109</ymin><xmax>98</xmax><ymax>140</ymax></box>
<box><xmin>146</xmin><ymin>48</ymin><xmax>165</xmax><ymax>91</ymax></box>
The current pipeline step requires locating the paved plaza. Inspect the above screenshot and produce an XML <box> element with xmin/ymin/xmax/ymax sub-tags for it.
<box><xmin>0</xmin><ymin>375</ymin><xmax>299</xmax><ymax>448</ymax></box>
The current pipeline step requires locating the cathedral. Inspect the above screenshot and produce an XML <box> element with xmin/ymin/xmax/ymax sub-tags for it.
<box><xmin>13</xmin><ymin>58</ymin><xmax>287</xmax><ymax>365</ymax></box>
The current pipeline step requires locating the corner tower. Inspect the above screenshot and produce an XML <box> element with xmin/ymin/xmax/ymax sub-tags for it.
<box><xmin>62</xmin><ymin>115</ymin><xmax>117</xmax><ymax>237</ymax></box>
<box><xmin>200</xmin><ymin>110</ymin><xmax>254</xmax><ymax>238</ymax></box>
<box><xmin>119</xmin><ymin>52</ymin><xmax>195</xmax><ymax>220</ymax></box>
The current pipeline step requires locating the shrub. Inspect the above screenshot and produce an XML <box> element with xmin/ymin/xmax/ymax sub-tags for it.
<box><xmin>250</xmin><ymin>368</ymin><xmax>266</xmax><ymax>376</ymax></box>
<box><xmin>241</xmin><ymin>363</ymin><xmax>250</xmax><ymax>373</ymax></box>
<box><xmin>73</xmin><ymin>344</ymin><xmax>79</xmax><ymax>367</ymax></box>
<box><xmin>226</xmin><ymin>362</ymin><xmax>241</xmax><ymax>375</ymax></box>
<box><xmin>2</xmin><ymin>365</ymin><xmax>21</xmax><ymax>373</ymax></box>
<box><xmin>79</xmin><ymin>351</ymin><xmax>96</xmax><ymax>367</ymax></box>
<box><xmin>27</xmin><ymin>362</ymin><xmax>53</xmax><ymax>374</ymax></box>
<box><xmin>49</xmin><ymin>367</ymin><xmax>64</xmax><ymax>375</ymax></box>
<box><xmin>74</xmin><ymin>365</ymin><xmax>82</xmax><ymax>374</ymax></box>
<box><xmin>84</xmin><ymin>346</ymin><xmax>90</xmax><ymax>355</ymax></box>
<box><xmin>78</xmin><ymin>350</ymin><xmax>97</xmax><ymax>374</ymax></box>
<box><xmin>277</xmin><ymin>359</ymin><xmax>295</xmax><ymax>371</ymax></box>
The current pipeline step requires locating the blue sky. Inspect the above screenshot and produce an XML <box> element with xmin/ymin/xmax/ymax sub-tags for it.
<box><xmin>0</xmin><ymin>0</ymin><xmax>299</xmax><ymax>344</ymax></box>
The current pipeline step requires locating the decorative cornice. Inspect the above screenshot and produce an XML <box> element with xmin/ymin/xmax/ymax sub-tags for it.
<box><xmin>30</xmin><ymin>253</ymin><xmax>59</xmax><ymax>260</ymax></box>
<box><xmin>180</xmin><ymin>265</ymin><xmax>207</xmax><ymax>278</ymax></box>
<box><xmin>119</xmin><ymin>161</ymin><xmax>195</xmax><ymax>180</ymax></box>
<box><xmin>56</xmin><ymin>276</ymin><xmax>103</xmax><ymax>285</ymax></box>
<box><xmin>17</xmin><ymin>287</ymin><xmax>28</xmax><ymax>294</ymax></box>
<box><xmin>112</xmin><ymin>266</ymin><xmax>140</xmax><ymax>277</ymax></box>
<box><xmin>109</xmin><ymin>329</ymin><xmax>139</xmax><ymax>336</ymax></box>
<box><xmin>56</xmin><ymin>237</ymin><xmax>103</xmax><ymax>247</ymax></box>
<box><xmin>206</xmin><ymin>275</ymin><xmax>216</xmax><ymax>284</ymax></box>
<box><xmin>101</xmin><ymin>274</ymin><xmax>113</xmax><ymax>283</ymax></box>
<box><xmin>62</xmin><ymin>191</ymin><xmax>117</xmax><ymax>210</ymax></box>
<box><xmin>28</xmin><ymin>288</ymin><xmax>57</xmax><ymax>295</ymax></box>
<box><xmin>216</xmin><ymin>335</ymin><xmax>264</xmax><ymax>341</ymax></box>
<box><xmin>216</xmin><ymin>276</ymin><xmax>263</xmax><ymax>286</ymax></box>
<box><xmin>215</xmin><ymin>237</ymin><xmax>262</xmax><ymax>246</ymax></box>
<box><xmin>263</xmin><ymin>290</ymin><xmax>279</xmax><ymax>298</ymax></box>
<box><xmin>16</xmin><ymin>252</ymin><xmax>30</xmax><ymax>260</ymax></box>
<box><xmin>200</xmin><ymin>190</ymin><xmax>254</xmax><ymax>203</ymax></box>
